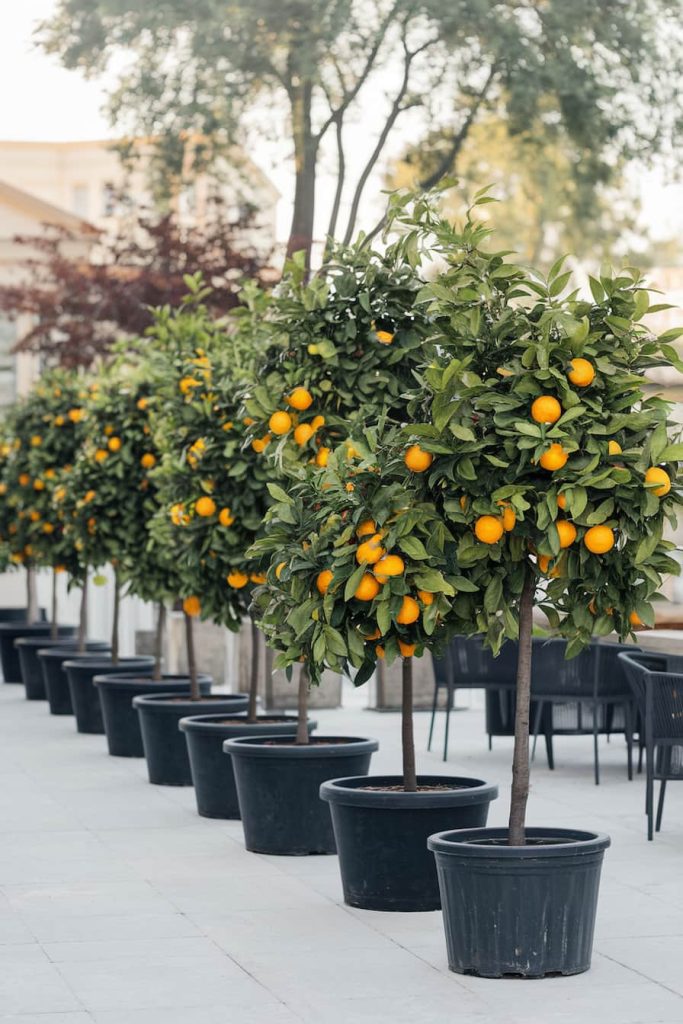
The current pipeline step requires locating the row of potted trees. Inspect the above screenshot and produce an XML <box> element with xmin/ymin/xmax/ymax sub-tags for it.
<box><xmin>1</xmin><ymin>188</ymin><xmax>680</xmax><ymax>979</ymax></box>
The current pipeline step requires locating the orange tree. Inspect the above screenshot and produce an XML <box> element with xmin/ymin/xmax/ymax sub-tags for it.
<box><xmin>145</xmin><ymin>277</ymin><xmax>272</xmax><ymax>708</ymax></box>
<box><xmin>0</xmin><ymin>370</ymin><xmax>91</xmax><ymax>629</ymax></box>
<box><xmin>241</xmin><ymin>229</ymin><xmax>434</xmax><ymax>475</ymax></box>
<box><xmin>389</xmin><ymin>190</ymin><xmax>682</xmax><ymax>843</ymax></box>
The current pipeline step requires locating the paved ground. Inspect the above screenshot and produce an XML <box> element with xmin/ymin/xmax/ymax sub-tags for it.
<box><xmin>1</xmin><ymin>679</ymin><xmax>683</xmax><ymax>1024</ymax></box>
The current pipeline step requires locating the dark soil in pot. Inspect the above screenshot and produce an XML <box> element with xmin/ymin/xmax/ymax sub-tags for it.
<box><xmin>427</xmin><ymin>827</ymin><xmax>610</xmax><ymax>978</ymax></box>
<box><xmin>0</xmin><ymin>621</ymin><xmax>57</xmax><ymax>684</ymax></box>
<box><xmin>64</xmin><ymin>657</ymin><xmax>155</xmax><ymax>734</ymax></box>
<box><xmin>320</xmin><ymin>774</ymin><xmax>498</xmax><ymax>912</ymax></box>
<box><xmin>178</xmin><ymin>714</ymin><xmax>318</xmax><ymax>819</ymax></box>
<box><xmin>95</xmin><ymin>673</ymin><xmax>212</xmax><ymax>757</ymax></box>
<box><xmin>134</xmin><ymin>693</ymin><xmax>249</xmax><ymax>785</ymax></box>
<box><xmin>38</xmin><ymin>644</ymin><xmax>111</xmax><ymax>715</ymax></box>
<box><xmin>225</xmin><ymin>736</ymin><xmax>379</xmax><ymax>855</ymax></box>
<box><xmin>16</xmin><ymin>629</ymin><xmax>78</xmax><ymax>698</ymax></box>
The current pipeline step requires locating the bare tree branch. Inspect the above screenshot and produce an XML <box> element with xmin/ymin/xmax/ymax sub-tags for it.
<box><xmin>324</xmin><ymin>115</ymin><xmax>346</xmax><ymax>254</ymax></box>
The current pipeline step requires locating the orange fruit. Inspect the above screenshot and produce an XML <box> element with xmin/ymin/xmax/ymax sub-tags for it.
<box><xmin>316</xmin><ymin>569</ymin><xmax>334</xmax><ymax>595</ymax></box>
<box><xmin>373</xmin><ymin>554</ymin><xmax>405</xmax><ymax>582</ymax></box>
<box><xmin>568</xmin><ymin>358</ymin><xmax>595</xmax><ymax>387</ymax></box>
<box><xmin>30</xmin><ymin>434</ymin><xmax>42</xmax><ymax>446</ymax></box>
<box><xmin>182</xmin><ymin>596</ymin><xmax>201</xmax><ymax>617</ymax></box>
<box><xmin>474</xmin><ymin>515</ymin><xmax>504</xmax><ymax>545</ymax></box>
<box><xmin>496</xmin><ymin>502</ymin><xmax>516</xmax><ymax>532</ymax></box>
<box><xmin>227</xmin><ymin>570</ymin><xmax>249</xmax><ymax>588</ymax></box>
<box><xmin>356</xmin><ymin>534</ymin><xmax>385</xmax><ymax>565</ymax></box>
<box><xmin>269</xmin><ymin>411</ymin><xmax>292</xmax><ymax>435</ymax></box>
<box><xmin>629</xmin><ymin>610</ymin><xmax>644</xmax><ymax>627</ymax></box>
<box><xmin>364</xmin><ymin>628</ymin><xmax>382</xmax><ymax>641</ymax></box>
<box><xmin>84</xmin><ymin>490</ymin><xmax>96</xmax><ymax>503</ymax></box>
<box><xmin>275</xmin><ymin>561</ymin><xmax>287</xmax><ymax>580</ymax></box>
<box><xmin>140</xmin><ymin>453</ymin><xmax>156</xmax><ymax>469</ymax></box>
<box><xmin>42</xmin><ymin>523</ymin><xmax>54</xmax><ymax>534</ymax></box>
<box><xmin>29</xmin><ymin>510</ymin><xmax>40</xmax><ymax>522</ymax></box>
<box><xmin>644</xmin><ymin>466</ymin><xmax>671</xmax><ymax>497</ymax></box>
<box><xmin>356</xmin><ymin>519</ymin><xmax>376</xmax><ymax>538</ymax></box>
<box><xmin>398</xmin><ymin>639</ymin><xmax>416</xmax><ymax>657</ymax></box>
<box><xmin>195</xmin><ymin>496</ymin><xmax>217</xmax><ymax>517</ymax></box>
<box><xmin>396</xmin><ymin>595</ymin><xmax>420</xmax><ymax>625</ymax></box>
<box><xmin>376</xmin><ymin>645</ymin><xmax>385</xmax><ymax>658</ymax></box>
<box><xmin>556</xmin><ymin>520</ymin><xmax>577</xmax><ymax>548</ymax></box>
<box><xmin>404</xmin><ymin>445</ymin><xmax>433</xmax><ymax>473</ymax></box>
<box><xmin>417</xmin><ymin>590</ymin><xmax>434</xmax><ymax>606</ymax></box>
<box><xmin>584</xmin><ymin>525</ymin><xmax>615</xmax><ymax>555</ymax></box>
<box><xmin>539</xmin><ymin>443</ymin><xmax>568</xmax><ymax>471</ymax></box>
<box><xmin>459</xmin><ymin>495</ymin><xmax>469</xmax><ymax>512</ymax></box>
<box><xmin>355</xmin><ymin>574</ymin><xmax>381</xmax><ymax>601</ymax></box>
<box><xmin>315</xmin><ymin>447</ymin><xmax>330</xmax><ymax>467</ymax></box>
<box><xmin>251</xmin><ymin>434</ymin><xmax>271</xmax><ymax>453</ymax></box>
<box><xmin>67</xmin><ymin>408</ymin><xmax>83</xmax><ymax>422</ymax></box>
<box><xmin>294</xmin><ymin>423</ymin><xmax>314</xmax><ymax>446</ymax></box>
<box><xmin>608</xmin><ymin>440</ymin><xmax>622</xmax><ymax>456</ymax></box>
<box><xmin>33</xmin><ymin>479</ymin><xmax>45</xmax><ymax>491</ymax></box>
<box><xmin>311</xmin><ymin>415</ymin><xmax>325</xmax><ymax>430</ymax></box>
<box><xmin>287</xmin><ymin>387</ymin><xmax>313</xmax><ymax>411</ymax></box>
<box><xmin>556</xmin><ymin>494</ymin><xmax>567</xmax><ymax>510</ymax></box>
<box><xmin>219</xmin><ymin>507</ymin><xmax>235</xmax><ymax>527</ymax></box>
<box><xmin>250</xmin><ymin>573</ymin><xmax>267</xmax><ymax>585</ymax></box>
<box><xmin>345</xmin><ymin>482</ymin><xmax>355</xmax><ymax>492</ymax></box>
<box><xmin>137</xmin><ymin>397</ymin><xmax>149</xmax><ymax>410</ymax></box>
<box><xmin>54</xmin><ymin>415</ymin><xmax>65</xmax><ymax>426</ymax></box>
<box><xmin>94</xmin><ymin>448</ymin><xmax>108</xmax><ymax>463</ymax></box>
<box><xmin>375</xmin><ymin>329</ymin><xmax>394</xmax><ymax>344</ymax></box>
<box><xmin>531</xmin><ymin>396</ymin><xmax>562</xmax><ymax>424</ymax></box>
<box><xmin>18</xmin><ymin>473</ymin><xmax>30</xmax><ymax>486</ymax></box>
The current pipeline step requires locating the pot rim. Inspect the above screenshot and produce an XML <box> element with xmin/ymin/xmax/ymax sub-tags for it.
<box><xmin>93</xmin><ymin>672</ymin><xmax>212</xmax><ymax>689</ymax></box>
<box><xmin>37</xmin><ymin>644</ymin><xmax>112</xmax><ymax>659</ymax></box>
<box><xmin>0</xmin><ymin>623</ymin><xmax>59</xmax><ymax>635</ymax></box>
<box><xmin>427</xmin><ymin>826</ymin><xmax>611</xmax><ymax>858</ymax></box>
<box><xmin>62</xmin><ymin>656</ymin><xmax>155</xmax><ymax>670</ymax></box>
<box><xmin>179</xmin><ymin>712</ymin><xmax>314</xmax><ymax>734</ymax></box>
<box><xmin>15</xmin><ymin>631</ymin><xmax>78</xmax><ymax>647</ymax></box>
<box><xmin>132</xmin><ymin>692</ymin><xmax>248</xmax><ymax>712</ymax></box>
<box><xmin>223</xmin><ymin>735</ymin><xmax>379</xmax><ymax>759</ymax></box>
<box><xmin>320</xmin><ymin>774</ymin><xmax>498</xmax><ymax>808</ymax></box>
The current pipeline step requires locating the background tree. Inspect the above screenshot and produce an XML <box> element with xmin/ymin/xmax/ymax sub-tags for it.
<box><xmin>39</xmin><ymin>0</ymin><xmax>682</xmax><ymax>264</ymax></box>
<box><xmin>0</xmin><ymin>202</ymin><xmax>272</xmax><ymax>368</ymax></box>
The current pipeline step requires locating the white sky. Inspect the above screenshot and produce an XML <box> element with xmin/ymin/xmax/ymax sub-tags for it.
<box><xmin>1</xmin><ymin>2</ymin><xmax>682</xmax><ymax>250</ymax></box>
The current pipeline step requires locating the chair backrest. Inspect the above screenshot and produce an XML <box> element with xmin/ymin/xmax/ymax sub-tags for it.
<box><xmin>432</xmin><ymin>635</ymin><xmax>518</xmax><ymax>689</ymax></box>
<box><xmin>618</xmin><ymin>650</ymin><xmax>683</xmax><ymax>742</ymax></box>
<box><xmin>530</xmin><ymin>638</ymin><xmax>597</xmax><ymax>698</ymax></box>
<box><xmin>594</xmin><ymin>642</ymin><xmax>641</xmax><ymax>698</ymax></box>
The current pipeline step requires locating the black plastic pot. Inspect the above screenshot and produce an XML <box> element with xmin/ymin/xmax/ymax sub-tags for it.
<box><xmin>16</xmin><ymin>629</ymin><xmax>78</xmax><ymax>699</ymax></box>
<box><xmin>0</xmin><ymin>621</ymin><xmax>57</xmax><ymax>684</ymax></box>
<box><xmin>320</xmin><ymin>775</ymin><xmax>498</xmax><ymax>912</ymax></box>
<box><xmin>179</xmin><ymin>714</ymin><xmax>318</xmax><ymax>819</ymax></box>
<box><xmin>64</xmin><ymin>657</ymin><xmax>155</xmax><ymax>734</ymax></box>
<box><xmin>0</xmin><ymin>607</ymin><xmax>46</xmax><ymax>623</ymax></box>
<box><xmin>427</xmin><ymin>827</ymin><xmax>611</xmax><ymax>978</ymax></box>
<box><xmin>38</xmin><ymin>644</ymin><xmax>111</xmax><ymax>715</ymax></box>
<box><xmin>134</xmin><ymin>693</ymin><xmax>249</xmax><ymax>785</ymax></box>
<box><xmin>226</xmin><ymin>736</ymin><xmax>378</xmax><ymax>856</ymax></box>
<box><xmin>95</xmin><ymin>673</ymin><xmax>212</xmax><ymax>757</ymax></box>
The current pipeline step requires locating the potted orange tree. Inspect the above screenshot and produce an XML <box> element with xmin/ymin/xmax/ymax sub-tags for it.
<box><xmin>385</xmin><ymin>191</ymin><xmax>681</xmax><ymax>975</ymax></box>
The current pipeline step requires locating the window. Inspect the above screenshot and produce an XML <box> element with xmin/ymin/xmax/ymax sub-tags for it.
<box><xmin>0</xmin><ymin>316</ymin><xmax>16</xmax><ymax>407</ymax></box>
<box><xmin>102</xmin><ymin>182</ymin><xmax>117</xmax><ymax>217</ymax></box>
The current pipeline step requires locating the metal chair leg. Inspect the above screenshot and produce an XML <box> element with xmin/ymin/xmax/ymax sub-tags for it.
<box><xmin>427</xmin><ymin>681</ymin><xmax>439</xmax><ymax>752</ymax></box>
<box><xmin>531</xmin><ymin>700</ymin><xmax>544</xmax><ymax>762</ymax></box>
<box><xmin>656</xmin><ymin>779</ymin><xmax>668</xmax><ymax>833</ymax></box>
<box><xmin>593</xmin><ymin>705</ymin><xmax>600</xmax><ymax>786</ymax></box>
<box><xmin>624</xmin><ymin>702</ymin><xmax>633</xmax><ymax>781</ymax></box>
<box><xmin>646</xmin><ymin>752</ymin><xmax>654</xmax><ymax>840</ymax></box>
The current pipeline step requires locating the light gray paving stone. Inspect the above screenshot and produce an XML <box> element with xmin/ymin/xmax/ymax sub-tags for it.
<box><xmin>19</xmin><ymin>912</ymin><xmax>201</xmax><ymax>945</ymax></box>
<box><xmin>91</xmin><ymin>1006</ymin><xmax>300</xmax><ymax>1024</ymax></box>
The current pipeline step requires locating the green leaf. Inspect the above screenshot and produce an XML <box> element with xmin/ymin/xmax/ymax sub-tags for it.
<box><xmin>399</xmin><ymin>535</ymin><xmax>429</xmax><ymax>560</ymax></box>
<box><xmin>267</xmin><ymin>482</ymin><xmax>292</xmax><ymax>504</ymax></box>
<box><xmin>344</xmin><ymin>563</ymin><xmax>366</xmax><ymax>602</ymax></box>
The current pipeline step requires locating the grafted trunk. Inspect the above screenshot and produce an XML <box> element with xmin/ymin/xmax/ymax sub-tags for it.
<box><xmin>402</xmin><ymin>656</ymin><xmax>417</xmax><ymax>792</ymax></box>
<box><xmin>184</xmin><ymin>611</ymin><xmax>199</xmax><ymax>700</ymax></box>
<box><xmin>508</xmin><ymin>570</ymin><xmax>535</xmax><ymax>846</ymax></box>
<box><xmin>26</xmin><ymin>565</ymin><xmax>39</xmax><ymax>624</ymax></box>
<box><xmin>248</xmin><ymin>617</ymin><xmax>259</xmax><ymax>722</ymax></box>
<box><xmin>50</xmin><ymin>568</ymin><xmax>58</xmax><ymax>639</ymax></box>
<box><xmin>78</xmin><ymin>572</ymin><xmax>89</xmax><ymax>653</ymax></box>
<box><xmin>152</xmin><ymin>601</ymin><xmax>166</xmax><ymax>681</ymax></box>
<box><xmin>111</xmin><ymin>570</ymin><xmax>121</xmax><ymax>665</ymax></box>
<box><xmin>286</xmin><ymin>78</ymin><xmax>317</xmax><ymax>271</ymax></box>
<box><xmin>296</xmin><ymin>664</ymin><xmax>310</xmax><ymax>745</ymax></box>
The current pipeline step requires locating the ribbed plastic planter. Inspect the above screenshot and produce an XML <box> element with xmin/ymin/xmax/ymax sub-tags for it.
<box><xmin>179</xmin><ymin>714</ymin><xmax>317</xmax><ymax>819</ymax></box>
<box><xmin>95</xmin><ymin>673</ymin><xmax>212</xmax><ymax>757</ymax></box>
<box><xmin>427</xmin><ymin>827</ymin><xmax>610</xmax><ymax>977</ymax></box>
<box><xmin>38</xmin><ymin>644</ymin><xmax>111</xmax><ymax>715</ymax></box>
<box><xmin>64</xmin><ymin>657</ymin><xmax>155</xmax><ymax>734</ymax></box>
<box><xmin>0</xmin><ymin>607</ymin><xmax>46</xmax><ymax>623</ymax></box>
<box><xmin>16</xmin><ymin>629</ymin><xmax>78</xmax><ymax>699</ymax></box>
<box><xmin>0</xmin><ymin>622</ymin><xmax>57</xmax><ymax>684</ymax></box>
<box><xmin>134</xmin><ymin>693</ymin><xmax>249</xmax><ymax>785</ymax></box>
<box><xmin>225</xmin><ymin>736</ymin><xmax>378</xmax><ymax>855</ymax></box>
<box><xmin>320</xmin><ymin>775</ymin><xmax>497</xmax><ymax>911</ymax></box>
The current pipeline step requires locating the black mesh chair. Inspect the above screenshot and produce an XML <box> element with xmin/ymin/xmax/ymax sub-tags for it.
<box><xmin>619</xmin><ymin>650</ymin><xmax>683</xmax><ymax>840</ymax></box>
<box><xmin>530</xmin><ymin>639</ymin><xmax>637</xmax><ymax>785</ymax></box>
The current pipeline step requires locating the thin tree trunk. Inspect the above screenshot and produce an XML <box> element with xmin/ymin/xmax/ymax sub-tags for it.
<box><xmin>402</xmin><ymin>656</ymin><xmax>417</xmax><ymax>792</ymax></box>
<box><xmin>111</xmin><ymin>570</ymin><xmax>120</xmax><ymax>666</ymax></box>
<box><xmin>50</xmin><ymin>567</ymin><xmax>58</xmax><ymax>639</ymax></box>
<box><xmin>508</xmin><ymin>570</ymin><xmax>535</xmax><ymax>846</ymax></box>
<box><xmin>184</xmin><ymin>611</ymin><xmax>199</xmax><ymax>700</ymax></box>
<box><xmin>152</xmin><ymin>601</ymin><xmax>166</xmax><ymax>682</ymax></box>
<box><xmin>78</xmin><ymin>572</ymin><xmax>88</xmax><ymax>653</ymax></box>
<box><xmin>286</xmin><ymin>79</ymin><xmax>317</xmax><ymax>270</ymax></box>
<box><xmin>324</xmin><ymin>116</ymin><xmax>345</xmax><ymax>252</ymax></box>
<box><xmin>26</xmin><ymin>565</ymin><xmax>39</xmax><ymax>624</ymax></box>
<box><xmin>248</xmin><ymin>617</ymin><xmax>259</xmax><ymax>722</ymax></box>
<box><xmin>296</xmin><ymin>664</ymin><xmax>309</xmax><ymax>745</ymax></box>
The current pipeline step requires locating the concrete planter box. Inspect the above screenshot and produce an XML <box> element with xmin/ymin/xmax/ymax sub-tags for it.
<box><xmin>136</xmin><ymin>615</ymin><xmax>230</xmax><ymax>690</ymax></box>
<box><xmin>236</xmin><ymin>619</ymin><xmax>342</xmax><ymax>709</ymax></box>
<box><xmin>368</xmin><ymin>652</ymin><xmax>437</xmax><ymax>711</ymax></box>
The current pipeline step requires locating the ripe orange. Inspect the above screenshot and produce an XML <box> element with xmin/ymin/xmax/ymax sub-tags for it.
<box><xmin>398</xmin><ymin>640</ymin><xmax>416</xmax><ymax>657</ymax></box>
<box><xmin>137</xmin><ymin>397</ymin><xmax>149</xmax><ymax>410</ymax></box>
<box><xmin>316</xmin><ymin>569</ymin><xmax>334</xmax><ymax>595</ymax></box>
<box><xmin>18</xmin><ymin>473</ymin><xmax>30</xmax><ymax>486</ymax></box>
<box><xmin>84</xmin><ymin>490</ymin><xmax>96</xmax><ymax>503</ymax></box>
<box><xmin>251</xmin><ymin>435</ymin><xmax>271</xmax><ymax>453</ymax></box>
<box><xmin>182</xmin><ymin>596</ymin><xmax>201</xmax><ymax>617</ymax></box>
<box><xmin>250</xmin><ymin>573</ymin><xmax>267</xmax><ymax>585</ymax></box>
<box><xmin>556</xmin><ymin>520</ymin><xmax>577</xmax><ymax>548</ymax></box>
<box><xmin>316</xmin><ymin>447</ymin><xmax>330</xmax><ymax>467</ymax></box>
<box><xmin>42</xmin><ymin>523</ymin><xmax>54</xmax><ymax>534</ymax></box>
<box><xmin>584</xmin><ymin>525</ymin><xmax>615</xmax><ymax>554</ymax></box>
<box><xmin>345</xmin><ymin>482</ymin><xmax>355</xmax><ymax>492</ymax></box>
<box><xmin>497</xmin><ymin>502</ymin><xmax>516</xmax><ymax>532</ymax></box>
<box><xmin>356</xmin><ymin>519</ymin><xmax>376</xmax><ymax>538</ymax></box>
<box><xmin>539</xmin><ymin>443</ymin><xmax>568</xmax><ymax>471</ymax></box>
<box><xmin>629</xmin><ymin>610</ymin><xmax>644</xmax><ymax>627</ymax></box>
<box><xmin>33</xmin><ymin>479</ymin><xmax>45</xmax><ymax>491</ymax></box>
<box><xmin>364</xmin><ymin>628</ymin><xmax>382</xmax><ymax>641</ymax></box>
<box><xmin>30</xmin><ymin>434</ymin><xmax>42</xmax><ymax>446</ymax></box>
<box><xmin>287</xmin><ymin>387</ymin><xmax>313</xmax><ymax>411</ymax></box>
<box><xmin>459</xmin><ymin>495</ymin><xmax>469</xmax><ymax>512</ymax></box>
<box><xmin>275</xmin><ymin>561</ymin><xmax>287</xmax><ymax>580</ymax></box>
<box><xmin>29</xmin><ymin>510</ymin><xmax>40</xmax><ymax>522</ymax></box>
<box><xmin>269</xmin><ymin>411</ymin><xmax>292</xmax><ymax>435</ymax></box>
<box><xmin>644</xmin><ymin>466</ymin><xmax>671</xmax><ymax>497</ymax></box>
<box><xmin>227</xmin><ymin>570</ymin><xmax>249</xmax><ymax>588</ymax></box>
<box><xmin>568</xmin><ymin>358</ymin><xmax>595</xmax><ymax>387</ymax></box>
<box><xmin>219</xmin><ymin>507</ymin><xmax>235</xmax><ymax>527</ymax></box>
<box><xmin>474</xmin><ymin>515</ymin><xmax>504</xmax><ymax>545</ymax></box>
<box><xmin>140</xmin><ymin>453</ymin><xmax>156</xmax><ymax>469</ymax></box>
<box><xmin>404</xmin><ymin>445</ymin><xmax>433</xmax><ymax>473</ymax></box>
<box><xmin>376</xmin><ymin>645</ymin><xmax>385</xmax><ymax>658</ymax></box>
<box><xmin>608</xmin><ymin>440</ymin><xmax>622</xmax><ymax>456</ymax></box>
<box><xmin>355</xmin><ymin>574</ymin><xmax>381</xmax><ymax>601</ymax></box>
<box><xmin>373</xmin><ymin>554</ymin><xmax>405</xmax><ymax>582</ymax></box>
<box><xmin>294</xmin><ymin>423</ymin><xmax>314</xmax><ymax>446</ymax></box>
<box><xmin>195</xmin><ymin>496</ymin><xmax>217</xmax><ymax>517</ymax></box>
<box><xmin>375</xmin><ymin>329</ymin><xmax>394</xmax><ymax>344</ymax></box>
<box><xmin>396</xmin><ymin>595</ymin><xmax>420</xmax><ymax>625</ymax></box>
<box><xmin>311</xmin><ymin>415</ymin><xmax>325</xmax><ymax>430</ymax></box>
<box><xmin>94</xmin><ymin>449</ymin><xmax>108</xmax><ymax>463</ymax></box>
<box><xmin>356</xmin><ymin>534</ymin><xmax>385</xmax><ymax>565</ymax></box>
<box><xmin>556</xmin><ymin>494</ymin><xmax>567</xmax><ymax>510</ymax></box>
<box><xmin>417</xmin><ymin>590</ymin><xmax>434</xmax><ymax>606</ymax></box>
<box><xmin>531</xmin><ymin>396</ymin><xmax>562</xmax><ymax>424</ymax></box>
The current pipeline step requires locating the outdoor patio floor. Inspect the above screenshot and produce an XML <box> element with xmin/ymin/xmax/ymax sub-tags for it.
<box><xmin>1</xmin><ymin>679</ymin><xmax>683</xmax><ymax>1024</ymax></box>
